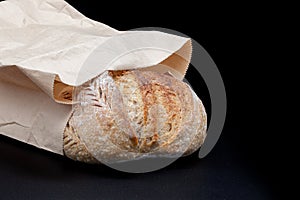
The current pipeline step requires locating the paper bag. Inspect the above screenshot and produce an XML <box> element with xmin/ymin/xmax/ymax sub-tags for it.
<box><xmin>0</xmin><ymin>0</ymin><xmax>192</xmax><ymax>155</ymax></box>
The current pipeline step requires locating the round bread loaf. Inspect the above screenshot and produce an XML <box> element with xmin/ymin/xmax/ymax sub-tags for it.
<box><xmin>63</xmin><ymin>69</ymin><xmax>207</xmax><ymax>164</ymax></box>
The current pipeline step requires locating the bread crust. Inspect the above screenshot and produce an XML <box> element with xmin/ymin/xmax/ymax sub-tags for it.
<box><xmin>63</xmin><ymin>70</ymin><xmax>207</xmax><ymax>163</ymax></box>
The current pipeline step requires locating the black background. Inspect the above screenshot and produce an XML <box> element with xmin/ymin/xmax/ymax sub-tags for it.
<box><xmin>0</xmin><ymin>1</ymin><xmax>284</xmax><ymax>199</ymax></box>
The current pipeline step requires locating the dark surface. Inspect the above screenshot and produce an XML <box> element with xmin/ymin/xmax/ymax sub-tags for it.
<box><xmin>0</xmin><ymin>0</ymin><xmax>283</xmax><ymax>199</ymax></box>
<box><xmin>0</xmin><ymin>131</ymin><xmax>273</xmax><ymax>200</ymax></box>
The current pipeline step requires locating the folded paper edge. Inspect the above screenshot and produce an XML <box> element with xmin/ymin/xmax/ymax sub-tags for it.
<box><xmin>1</xmin><ymin>36</ymin><xmax>192</xmax><ymax>105</ymax></box>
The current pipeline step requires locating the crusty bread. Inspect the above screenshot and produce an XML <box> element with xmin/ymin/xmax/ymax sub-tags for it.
<box><xmin>63</xmin><ymin>122</ymin><xmax>99</xmax><ymax>164</ymax></box>
<box><xmin>63</xmin><ymin>69</ymin><xmax>207</xmax><ymax>164</ymax></box>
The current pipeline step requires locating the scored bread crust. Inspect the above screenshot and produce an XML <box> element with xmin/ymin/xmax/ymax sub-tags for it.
<box><xmin>63</xmin><ymin>70</ymin><xmax>207</xmax><ymax>164</ymax></box>
<box><xmin>63</xmin><ymin>122</ymin><xmax>99</xmax><ymax>164</ymax></box>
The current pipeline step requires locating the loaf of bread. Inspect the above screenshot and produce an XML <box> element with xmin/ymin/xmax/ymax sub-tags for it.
<box><xmin>63</xmin><ymin>69</ymin><xmax>207</xmax><ymax>164</ymax></box>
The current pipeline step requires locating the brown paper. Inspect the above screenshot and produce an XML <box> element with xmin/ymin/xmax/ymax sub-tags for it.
<box><xmin>0</xmin><ymin>0</ymin><xmax>192</xmax><ymax>155</ymax></box>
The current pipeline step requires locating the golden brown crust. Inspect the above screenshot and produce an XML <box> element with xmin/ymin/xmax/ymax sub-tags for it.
<box><xmin>109</xmin><ymin>70</ymin><xmax>187</xmax><ymax>154</ymax></box>
<box><xmin>63</xmin><ymin>69</ymin><xmax>207</xmax><ymax>163</ymax></box>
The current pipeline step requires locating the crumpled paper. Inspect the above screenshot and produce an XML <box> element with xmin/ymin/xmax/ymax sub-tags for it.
<box><xmin>0</xmin><ymin>0</ymin><xmax>192</xmax><ymax>155</ymax></box>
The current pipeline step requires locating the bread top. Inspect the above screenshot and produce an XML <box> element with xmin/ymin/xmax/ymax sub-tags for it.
<box><xmin>67</xmin><ymin>69</ymin><xmax>207</xmax><ymax>163</ymax></box>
